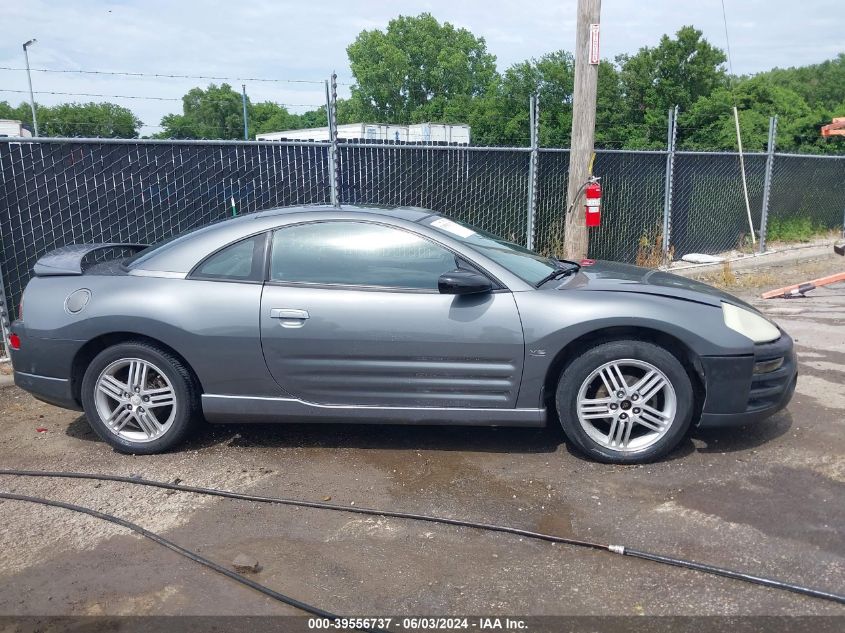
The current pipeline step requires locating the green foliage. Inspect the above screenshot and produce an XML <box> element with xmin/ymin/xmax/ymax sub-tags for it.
<box><xmin>679</xmin><ymin>76</ymin><xmax>824</xmax><ymax>151</ymax></box>
<box><xmin>154</xmin><ymin>83</ymin><xmax>337</xmax><ymax>139</ymax></box>
<box><xmin>762</xmin><ymin>53</ymin><xmax>845</xmax><ymax>111</ymax></box>
<box><xmin>467</xmin><ymin>51</ymin><xmax>575</xmax><ymax>146</ymax></box>
<box><xmin>466</xmin><ymin>55</ymin><xmax>623</xmax><ymax>147</ymax></box>
<box><xmin>346</xmin><ymin>13</ymin><xmax>498</xmax><ymax>124</ymax></box>
<box><xmin>765</xmin><ymin>216</ymin><xmax>821</xmax><ymax>242</ymax></box>
<box><xmin>0</xmin><ymin>101</ymin><xmax>30</xmax><ymax>123</ymax></box>
<box><xmin>0</xmin><ymin>100</ymin><xmax>141</xmax><ymax>137</ymax></box>
<box><xmin>251</xmin><ymin>101</ymin><xmax>303</xmax><ymax>136</ymax></box>
<box><xmin>157</xmin><ymin>83</ymin><xmax>246</xmax><ymax>139</ymax></box>
<box><xmin>43</xmin><ymin>103</ymin><xmax>141</xmax><ymax>138</ymax></box>
<box><xmin>615</xmin><ymin>26</ymin><xmax>728</xmax><ymax>148</ymax></box>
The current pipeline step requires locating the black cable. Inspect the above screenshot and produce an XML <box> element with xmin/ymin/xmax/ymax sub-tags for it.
<box><xmin>1</xmin><ymin>469</ymin><xmax>843</xmax><ymax>606</ymax></box>
<box><xmin>0</xmin><ymin>469</ymin><xmax>606</xmax><ymax>551</ymax></box>
<box><xmin>0</xmin><ymin>491</ymin><xmax>344</xmax><ymax>621</ymax></box>
<box><xmin>623</xmin><ymin>548</ymin><xmax>845</xmax><ymax>605</ymax></box>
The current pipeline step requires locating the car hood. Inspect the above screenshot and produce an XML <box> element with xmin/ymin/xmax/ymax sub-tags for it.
<box><xmin>560</xmin><ymin>260</ymin><xmax>756</xmax><ymax>310</ymax></box>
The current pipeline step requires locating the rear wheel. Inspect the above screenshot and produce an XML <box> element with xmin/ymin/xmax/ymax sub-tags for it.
<box><xmin>556</xmin><ymin>340</ymin><xmax>693</xmax><ymax>463</ymax></box>
<box><xmin>81</xmin><ymin>342</ymin><xmax>199</xmax><ymax>454</ymax></box>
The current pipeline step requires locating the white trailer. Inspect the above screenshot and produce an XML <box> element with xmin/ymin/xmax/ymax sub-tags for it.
<box><xmin>0</xmin><ymin>120</ymin><xmax>32</xmax><ymax>138</ymax></box>
<box><xmin>407</xmin><ymin>123</ymin><xmax>471</xmax><ymax>144</ymax></box>
<box><xmin>256</xmin><ymin>122</ymin><xmax>470</xmax><ymax>144</ymax></box>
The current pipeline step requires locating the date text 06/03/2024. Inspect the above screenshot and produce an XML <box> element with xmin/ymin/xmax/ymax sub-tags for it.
<box><xmin>306</xmin><ymin>617</ymin><xmax>528</xmax><ymax>630</ymax></box>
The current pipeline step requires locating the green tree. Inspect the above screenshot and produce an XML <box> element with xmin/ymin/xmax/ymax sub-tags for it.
<box><xmin>594</xmin><ymin>61</ymin><xmax>627</xmax><ymax>148</ymax></box>
<box><xmin>467</xmin><ymin>51</ymin><xmax>574</xmax><ymax>146</ymax></box>
<box><xmin>158</xmin><ymin>83</ymin><xmax>245</xmax><ymax>139</ymax></box>
<box><xmin>467</xmin><ymin>53</ymin><xmax>622</xmax><ymax>148</ymax></box>
<box><xmin>1</xmin><ymin>100</ymin><xmax>141</xmax><ymax>137</ymax></box>
<box><xmin>762</xmin><ymin>53</ymin><xmax>845</xmax><ymax>111</ymax></box>
<box><xmin>251</xmin><ymin>101</ymin><xmax>304</xmax><ymax>136</ymax></box>
<box><xmin>346</xmin><ymin>13</ymin><xmax>498</xmax><ymax>124</ymax></box>
<box><xmin>680</xmin><ymin>77</ymin><xmax>831</xmax><ymax>153</ymax></box>
<box><xmin>0</xmin><ymin>101</ymin><xmax>31</xmax><ymax>125</ymax></box>
<box><xmin>42</xmin><ymin>103</ymin><xmax>141</xmax><ymax>138</ymax></box>
<box><xmin>617</xmin><ymin>26</ymin><xmax>727</xmax><ymax>148</ymax></box>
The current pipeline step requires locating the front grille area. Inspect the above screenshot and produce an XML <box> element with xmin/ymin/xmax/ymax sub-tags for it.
<box><xmin>747</xmin><ymin>340</ymin><xmax>796</xmax><ymax>412</ymax></box>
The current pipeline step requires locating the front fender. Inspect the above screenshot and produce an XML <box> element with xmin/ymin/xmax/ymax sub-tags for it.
<box><xmin>513</xmin><ymin>290</ymin><xmax>754</xmax><ymax>409</ymax></box>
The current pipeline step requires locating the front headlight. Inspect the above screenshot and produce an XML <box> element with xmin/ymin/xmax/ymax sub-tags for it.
<box><xmin>722</xmin><ymin>302</ymin><xmax>780</xmax><ymax>343</ymax></box>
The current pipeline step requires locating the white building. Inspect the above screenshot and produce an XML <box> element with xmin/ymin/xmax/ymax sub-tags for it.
<box><xmin>0</xmin><ymin>120</ymin><xmax>33</xmax><ymax>138</ymax></box>
<box><xmin>256</xmin><ymin>122</ymin><xmax>470</xmax><ymax>145</ymax></box>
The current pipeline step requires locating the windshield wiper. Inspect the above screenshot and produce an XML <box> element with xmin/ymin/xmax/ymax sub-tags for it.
<box><xmin>535</xmin><ymin>261</ymin><xmax>580</xmax><ymax>288</ymax></box>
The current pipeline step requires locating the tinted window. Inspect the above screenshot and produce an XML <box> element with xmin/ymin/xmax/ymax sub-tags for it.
<box><xmin>270</xmin><ymin>222</ymin><xmax>458</xmax><ymax>290</ymax></box>
<box><xmin>124</xmin><ymin>217</ymin><xmax>230</xmax><ymax>269</ymax></box>
<box><xmin>193</xmin><ymin>234</ymin><xmax>264</xmax><ymax>281</ymax></box>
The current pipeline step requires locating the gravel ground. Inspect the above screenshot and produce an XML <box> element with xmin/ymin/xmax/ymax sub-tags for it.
<box><xmin>0</xmin><ymin>255</ymin><xmax>843</xmax><ymax>618</ymax></box>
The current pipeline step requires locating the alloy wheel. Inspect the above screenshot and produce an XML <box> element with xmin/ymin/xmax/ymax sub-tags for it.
<box><xmin>94</xmin><ymin>358</ymin><xmax>177</xmax><ymax>443</ymax></box>
<box><xmin>575</xmin><ymin>358</ymin><xmax>677</xmax><ymax>453</ymax></box>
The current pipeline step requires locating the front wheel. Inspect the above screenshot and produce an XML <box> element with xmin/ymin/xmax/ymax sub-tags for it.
<box><xmin>556</xmin><ymin>340</ymin><xmax>694</xmax><ymax>464</ymax></box>
<box><xmin>81</xmin><ymin>342</ymin><xmax>199</xmax><ymax>454</ymax></box>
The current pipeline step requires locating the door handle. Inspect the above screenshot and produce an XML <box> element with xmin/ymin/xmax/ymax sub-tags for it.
<box><xmin>270</xmin><ymin>308</ymin><xmax>309</xmax><ymax>329</ymax></box>
<box><xmin>270</xmin><ymin>308</ymin><xmax>309</xmax><ymax>320</ymax></box>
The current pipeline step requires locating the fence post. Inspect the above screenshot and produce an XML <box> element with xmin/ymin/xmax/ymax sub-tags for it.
<box><xmin>661</xmin><ymin>105</ymin><xmax>678</xmax><ymax>265</ymax></box>
<box><xmin>325</xmin><ymin>73</ymin><xmax>340</xmax><ymax>208</ymax></box>
<box><xmin>526</xmin><ymin>94</ymin><xmax>540</xmax><ymax>249</ymax></box>
<box><xmin>759</xmin><ymin>115</ymin><xmax>778</xmax><ymax>253</ymax></box>
<box><xmin>0</xmin><ymin>261</ymin><xmax>10</xmax><ymax>362</ymax></box>
<box><xmin>241</xmin><ymin>84</ymin><xmax>249</xmax><ymax>141</ymax></box>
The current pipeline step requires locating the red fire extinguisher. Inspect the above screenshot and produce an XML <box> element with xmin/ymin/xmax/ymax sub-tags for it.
<box><xmin>584</xmin><ymin>179</ymin><xmax>602</xmax><ymax>227</ymax></box>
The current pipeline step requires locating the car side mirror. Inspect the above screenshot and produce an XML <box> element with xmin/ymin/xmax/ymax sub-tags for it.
<box><xmin>438</xmin><ymin>269</ymin><xmax>493</xmax><ymax>295</ymax></box>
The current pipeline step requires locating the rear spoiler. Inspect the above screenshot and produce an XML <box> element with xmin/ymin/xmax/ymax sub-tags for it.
<box><xmin>33</xmin><ymin>243</ymin><xmax>148</xmax><ymax>277</ymax></box>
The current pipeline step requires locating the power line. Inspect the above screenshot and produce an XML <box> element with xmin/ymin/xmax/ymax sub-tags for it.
<box><xmin>0</xmin><ymin>66</ymin><xmax>335</xmax><ymax>85</ymax></box>
<box><xmin>720</xmin><ymin>0</ymin><xmax>735</xmax><ymax>77</ymax></box>
<box><xmin>0</xmin><ymin>88</ymin><xmax>321</xmax><ymax>108</ymax></box>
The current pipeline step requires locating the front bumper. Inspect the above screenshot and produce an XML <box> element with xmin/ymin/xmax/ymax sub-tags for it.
<box><xmin>697</xmin><ymin>333</ymin><xmax>797</xmax><ymax>428</ymax></box>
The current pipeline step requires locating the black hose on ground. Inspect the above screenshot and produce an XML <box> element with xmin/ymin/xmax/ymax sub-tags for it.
<box><xmin>0</xmin><ymin>491</ymin><xmax>344</xmax><ymax>622</ymax></box>
<box><xmin>1</xmin><ymin>469</ymin><xmax>843</xmax><ymax>607</ymax></box>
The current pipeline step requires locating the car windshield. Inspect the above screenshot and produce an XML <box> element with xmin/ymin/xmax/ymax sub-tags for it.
<box><xmin>425</xmin><ymin>216</ymin><xmax>566</xmax><ymax>286</ymax></box>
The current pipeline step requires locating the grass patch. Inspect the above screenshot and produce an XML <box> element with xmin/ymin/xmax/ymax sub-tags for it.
<box><xmin>766</xmin><ymin>216</ymin><xmax>825</xmax><ymax>243</ymax></box>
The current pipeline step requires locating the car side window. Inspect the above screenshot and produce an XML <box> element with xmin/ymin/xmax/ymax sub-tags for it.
<box><xmin>270</xmin><ymin>221</ymin><xmax>460</xmax><ymax>290</ymax></box>
<box><xmin>192</xmin><ymin>234</ymin><xmax>265</xmax><ymax>281</ymax></box>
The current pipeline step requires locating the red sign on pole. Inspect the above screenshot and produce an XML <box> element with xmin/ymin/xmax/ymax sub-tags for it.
<box><xmin>589</xmin><ymin>23</ymin><xmax>600</xmax><ymax>65</ymax></box>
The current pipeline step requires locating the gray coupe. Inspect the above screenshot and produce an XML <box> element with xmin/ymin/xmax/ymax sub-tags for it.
<box><xmin>8</xmin><ymin>205</ymin><xmax>796</xmax><ymax>463</ymax></box>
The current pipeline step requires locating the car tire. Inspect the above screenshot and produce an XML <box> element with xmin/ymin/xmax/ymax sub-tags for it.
<box><xmin>81</xmin><ymin>341</ymin><xmax>199</xmax><ymax>454</ymax></box>
<box><xmin>556</xmin><ymin>339</ymin><xmax>694</xmax><ymax>464</ymax></box>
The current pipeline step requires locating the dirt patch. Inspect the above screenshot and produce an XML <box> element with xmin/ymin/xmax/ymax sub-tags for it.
<box><xmin>695</xmin><ymin>253</ymin><xmax>844</xmax><ymax>293</ymax></box>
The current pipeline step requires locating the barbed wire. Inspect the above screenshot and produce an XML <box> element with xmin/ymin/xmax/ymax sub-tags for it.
<box><xmin>0</xmin><ymin>66</ymin><xmax>356</xmax><ymax>85</ymax></box>
<box><xmin>0</xmin><ymin>88</ymin><xmax>322</xmax><ymax>109</ymax></box>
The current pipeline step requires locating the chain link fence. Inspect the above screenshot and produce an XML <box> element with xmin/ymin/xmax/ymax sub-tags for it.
<box><xmin>338</xmin><ymin>142</ymin><xmax>531</xmax><ymax>244</ymax></box>
<box><xmin>1</xmin><ymin>135</ymin><xmax>844</xmax><ymax>361</ymax></box>
<box><xmin>670</xmin><ymin>152</ymin><xmax>768</xmax><ymax>258</ymax></box>
<box><xmin>767</xmin><ymin>154</ymin><xmax>845</xmax><ymax>242</ymax></box>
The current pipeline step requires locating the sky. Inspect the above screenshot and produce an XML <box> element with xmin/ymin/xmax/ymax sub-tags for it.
<box><xmin>1</xmin><ymin>0</ymin><xmax>841</xmax><ymax>136</ymax></box>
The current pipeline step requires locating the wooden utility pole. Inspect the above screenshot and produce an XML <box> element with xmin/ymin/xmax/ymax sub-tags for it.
<box><xmin>563</xmin><ymin>0</ymin><xmax>601</xmax><ymax>260</ymax></box>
